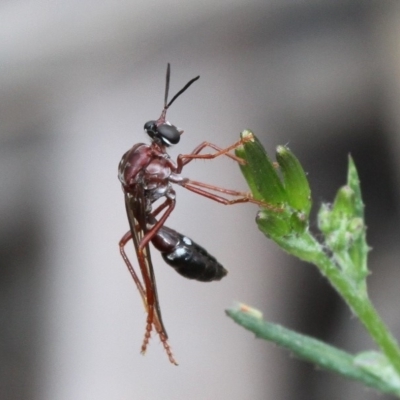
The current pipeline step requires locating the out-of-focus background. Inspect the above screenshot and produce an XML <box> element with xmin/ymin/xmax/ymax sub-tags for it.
<box><xmin>2</xmin><ymin>2</ymin><xmax>400</xmax><ymax>399</ymax></box>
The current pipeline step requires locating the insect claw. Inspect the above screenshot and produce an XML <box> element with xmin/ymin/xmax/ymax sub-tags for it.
<box><xmin>236</xmin><ymin>156</ymin><xmax>247</xmax><ymax>166</ymax></box>
<box><xmin>171</xmin><ymin>358</ymin><xmax>179</xmax><ymax>366</ymax></box>
<box><xmin>163</xmin><ymin>343</ymin><xmax>178</xmax><ymax>365</ymax></box>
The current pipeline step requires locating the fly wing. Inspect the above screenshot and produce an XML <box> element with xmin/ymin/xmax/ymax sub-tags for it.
<box><xmin>124</xmin><ymin>187</ymin><xmax>169</xmax><ymax>338</ymax></box>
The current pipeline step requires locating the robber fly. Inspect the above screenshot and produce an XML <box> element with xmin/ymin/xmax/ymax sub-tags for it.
<box><xmin>118</xmin><ymin>64</ymin><xmax>265</xmax><ymax>365</ymax></box>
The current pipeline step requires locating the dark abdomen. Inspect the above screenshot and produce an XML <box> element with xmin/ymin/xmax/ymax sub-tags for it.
<box><xmin>151</xmin><ymin>225</ymin><xmax>227</xmax><ymax>282</ymax></box>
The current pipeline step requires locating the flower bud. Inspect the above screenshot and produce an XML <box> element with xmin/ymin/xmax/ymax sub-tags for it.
<box><xmin>276</xmin><ymin>145</ymin><xmax>312</xmax><ymax>217</ymax></box>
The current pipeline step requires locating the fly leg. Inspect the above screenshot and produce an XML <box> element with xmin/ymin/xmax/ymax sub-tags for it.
<box><xmin>176</xmin><ymin>138</ymin><xmax>248</xmax><ymax>173</ymax></box>
<box><xmin>181</xmin><ymin>179</ymin><xmax>282</xmax><ymax>211</ymax></box>
<box><xmin>119</xmin><ymin>231</ymin><xmax>146</xmax><ymax>307</ymax></box>
<box><xmin>119</xmin><ymin>199</ymin><xmax>178</xmax><ymax>365</ymax></box>
<box><xmin>137</xmin><ymin>199</ymin><xmax>178</xmax><ymax>365</ymax></box>
<box><xmin>119</xmin><ymin>231</ymin><xmax>155</xmax><ymax>355</ymax></box>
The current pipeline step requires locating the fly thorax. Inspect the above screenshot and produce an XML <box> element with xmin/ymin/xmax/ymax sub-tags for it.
<box><xmin>145</xmin><ymin>182</ymin><xmax>171</xmax><ymax>203</ymax></box>
<box><xmin>145</xmin><ymin>159</ymin><xmax>172</xmax><ymax>180</ymax></box>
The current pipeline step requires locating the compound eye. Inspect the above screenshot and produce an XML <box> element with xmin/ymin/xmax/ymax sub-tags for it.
<box><xmin>157</xmin><ymin>124</ymin><xmax>180</xmax><ymax>146</ymax></box>
<box><xmin>144</xmin><ymin>120</ymin><xmax>158</xmax><ymax>139</ymax></box>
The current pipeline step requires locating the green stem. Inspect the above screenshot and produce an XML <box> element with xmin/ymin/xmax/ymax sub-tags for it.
<box><xmin>294</xmin><ymin>232</ymin><xmax>400</xmax><ymax>377</ymax></box>
<box><xmin>226</xmin><ymin>307</ymin><xmax>400</xmax><ymax>396</ymax></box>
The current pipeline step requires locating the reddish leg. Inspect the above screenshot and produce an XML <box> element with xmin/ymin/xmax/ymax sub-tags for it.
<box><xmin>186</xmin><ymin>179</ymin><xmax>252</xmax><ymax>196</ymax></box>
<box><xmin>140</xmin><ymin>199</ymin><xmax>175</xmax><ymax>250</ymax></box>
<box><xmin>151</xmin><ymin>199</ymin><xmax>171</xmax><ymax>219</ymax></box>
<box><xmin>177</xmin><ymin>139</ymin><xmax>246</xmax><ymax>172</ymax></box>
<box><xmin>136</xmin><ymin>199</ymin><xmax>175</xmax><ymax>359</ymax></box>
<box><xmin>119</xmin><ymin>231</ymin><xmax>146</xmax><ymax>306</ymax></box>
<box><xmin>119</xmin><ymin>201</ymin><xmax>178</xmax><ymax>365</ymax></box>
<box><xmin>176</xmin><ymin>138</ymin><xmax>281</xmax><ymax>211</ymax></box>
<box><xmin>120</xmin><ymin>231</ymin><xmax>155</xmax><ymax>353</ymax></box>
<box><xmin>181</xmin><ymin>179</ymin><xmax>282</xmax><ymax>211</ymax></box>
<box><xmin>136</xmin><ymin>246</ymin><xmax>177</xmax><ymax>365</ymax></box>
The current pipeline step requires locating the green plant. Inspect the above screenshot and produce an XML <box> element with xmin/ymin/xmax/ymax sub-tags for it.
<box><xmin>225</xmin><ymin>130</ymin><xmax>400</xmax><ymax>397</ymax></box>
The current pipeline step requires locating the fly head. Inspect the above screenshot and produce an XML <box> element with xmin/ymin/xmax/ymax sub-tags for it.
<box><xmin>144</xmin><ymin>120</ymin><xmax>181</xmax><ymax>146</ymax></box>
<box><xmin>145</xmin><ymin>64</ymin><xmax>200</xmax><ymax>147</ymax></box>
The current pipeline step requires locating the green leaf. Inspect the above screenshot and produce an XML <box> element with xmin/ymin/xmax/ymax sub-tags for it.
<box><xmin>226</xmin><ymin>304</ymin><xmax>400</xmax><ymax>397</ymax></box>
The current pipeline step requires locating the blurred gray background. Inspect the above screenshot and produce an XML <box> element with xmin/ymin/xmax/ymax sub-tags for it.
<box><xmin>1</xmin><ymin>1</ymin><xmax>400</xmax><ymax>399</ymax></box>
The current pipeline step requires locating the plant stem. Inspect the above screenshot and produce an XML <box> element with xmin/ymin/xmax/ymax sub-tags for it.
<box><xmin>299</xmin><ymin>232</ymin><xmax>400</xmax><ymax>377</ymax></box>
<box><xmin>226</xmin><ymin>306</ymin><xmax>400</xmax><ymax>396</ymax></box>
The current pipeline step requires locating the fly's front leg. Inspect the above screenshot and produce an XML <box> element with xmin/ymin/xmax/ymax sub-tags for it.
<box><xmin>176</xmin><ymin>138</ymin><xmax>248</xmax><ymax>173</ymax></box>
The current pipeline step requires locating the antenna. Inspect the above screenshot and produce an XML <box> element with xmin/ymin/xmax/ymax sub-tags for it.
<box><xmin>164</xmin><ymin>63</ymin><xmax>171</xmax><ymax>109</ymax></box>
<box><xmin>166</xmin><ymin>74</ymin><xmax>200</xmax><ymax>109</ymax></box>
<box><xmin>158</xmin><ymin>64</ymin><xmax>200</xmax><ymax>123</ymax></box>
